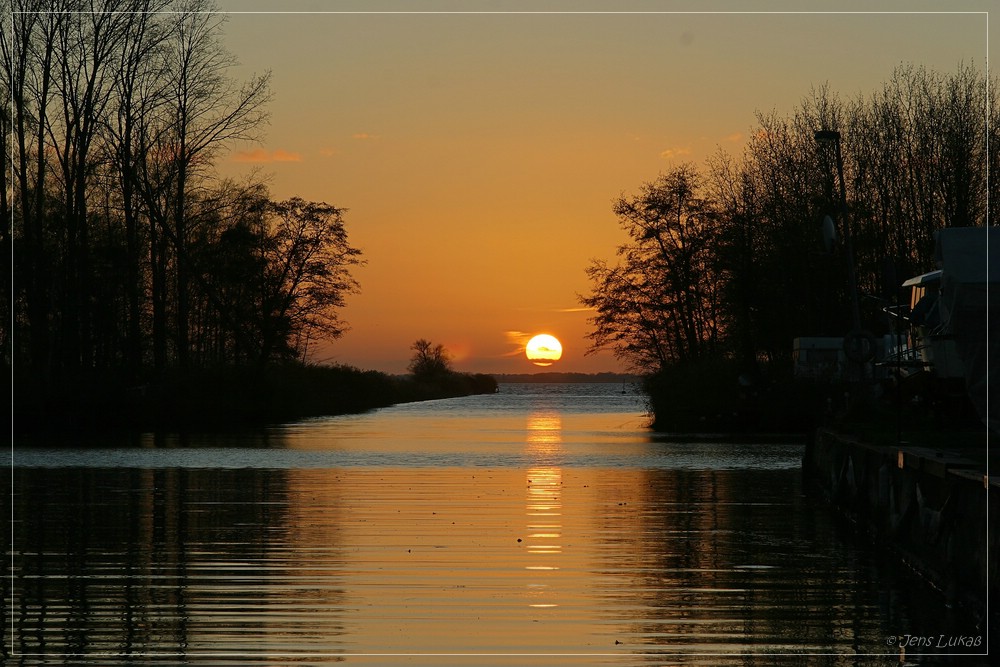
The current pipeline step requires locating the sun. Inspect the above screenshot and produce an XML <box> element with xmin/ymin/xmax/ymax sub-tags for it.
<box><xmin>525</xmin><ymin>334</ymin><xmax>563</xmax><ymax>367</ymax></box>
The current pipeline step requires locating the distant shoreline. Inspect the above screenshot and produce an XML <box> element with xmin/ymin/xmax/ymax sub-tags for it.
<box><xmin>13</xmin><ymin>367</ymin><xmax>643</xmax><ymax>440</ymax></box>
<box><xmin>493</xmin><ymin>372</ymin><xmax>640</xmax><ymax>384</ymax></box>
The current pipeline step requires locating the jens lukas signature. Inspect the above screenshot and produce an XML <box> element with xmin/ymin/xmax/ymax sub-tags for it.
<box><xmin>886</xmin><ymin>634</ymin><xmax>982</xmax><ymax>649</ymax></box>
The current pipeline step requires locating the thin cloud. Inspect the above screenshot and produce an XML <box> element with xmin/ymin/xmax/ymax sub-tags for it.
<box><xmin>660</xmin><ymin>146</ymin><xmax>692</xmax><ymax>160</ymax></box>
<box><xmin>503</xmin><ymin>330</ymin><xmax>531</xmax><ymax>356</ymax></box>
<box><xmin>511</xmin><ymin>305</ymin><xmax>593</xmax><ymax>314</ymax></box>
<box><xmin>723</xmin><ymin>132</ymin><xmax>745</xmax><ymax>143</ymax></box>
<box><xmin>271</xmin><ymin>149</ymin><xmax>301</xmax><ymax>162</ymax></box>
<box><xmin>232</xmin><ymin>148</ymin><xmax>303</xmax><ymax>163</ymax></box>
<box><xmin>352</xmin><ymin>132</ymin><xmax>379</xmax><ymax>140</ymax></box>
<box><xmin>505</xmin><ymin>330</ymin><xmax>531</xmax><ymax>344</ymax></box>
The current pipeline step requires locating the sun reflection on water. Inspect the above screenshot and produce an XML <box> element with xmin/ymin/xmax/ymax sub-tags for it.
<box><xmin>10</xmin><ymin>385</ymin><xmax>939</xmax><ymax>660</ymax></box>
<box><xmin>525</xmin><ymin>411</ymin><xmax>564</xmax><ymax>609</ymax></box>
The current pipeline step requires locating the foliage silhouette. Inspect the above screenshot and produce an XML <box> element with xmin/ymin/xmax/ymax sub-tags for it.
<box><xmin>14</xmin><ymin>361</ymin><xmax>497</xmax><ymax>436</ymax></box>
<box><xmin>406</xmin><ymin>339</ymin><xmax>498</xmax><ymax>399</ymax></box>
<box><xmin>582</xmin><ymin>64</ymin><xmax>995</xmax><ymax>432</ymax></box>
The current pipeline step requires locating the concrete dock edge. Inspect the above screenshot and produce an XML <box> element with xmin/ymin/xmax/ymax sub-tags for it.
<box><xmin>803</xmin><ymin>428</ymin><xmax>996</xmax><ymax>630</ymax></box>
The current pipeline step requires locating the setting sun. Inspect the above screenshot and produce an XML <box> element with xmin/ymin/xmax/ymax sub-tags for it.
<box><xmin>525</xmin><ymin>334</ymin><xmax>563</xmax><ymax>367</ymax></box>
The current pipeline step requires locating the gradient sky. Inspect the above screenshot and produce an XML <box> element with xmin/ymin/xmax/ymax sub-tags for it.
<box><xmin>213</xmin><ymin>1</ymin><xmax>991</xmax><ymax>374</ymax></box>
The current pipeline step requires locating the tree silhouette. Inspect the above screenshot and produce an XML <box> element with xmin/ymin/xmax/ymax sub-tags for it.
<box><xmin>583</xmin><ymin>64</ymin><xmax>994</xmax><ymax>421</ymax></box>
<box><xmin>256</xmin><ymin>199</ymin><xmax>363</xmax><ymax>363</ymax></box>
<box><xmin>3</xmin><ymin>0</ymin><xmax>286</xmax><ymax>375</ymax></box>
<box><xmin>408</xmin><ymin>339</ymin><xmax>452</xmax><ymax>381</ymax></box>
<box><xmin>580</xmin><ymin>164</ymin><xmax>721</xmax><ymax>371</ymax></box>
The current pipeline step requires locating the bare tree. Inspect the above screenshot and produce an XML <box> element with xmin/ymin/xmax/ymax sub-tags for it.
<box><xmin>846</xmin><ymin>63</ymin><xmax>989</xmax><ymax>289</ymax></box>
<box><xmin>408</xmin><ymin>340</ymin><xmax>452</xmax><ymax>380</ymax></box>
<box><xmin>48</xmin><ymin>1</ymin><xmax>136</xmax><ymax>368</ymax></box>
<box><xmin>3</xmin><ymin>0</ymin><xmax>68</xmax><ymax>370</ymax></box>
<box><xmin>164</xmin><ymin>2</ymin><xmax>270</xmax><ymax>367</ymax></box>
<box><xmin>102</xmin><ymin>0</ymin><xmax>173</xmax><ymax>376</ymax></box>
<box><xmin>256</xmin><ymin>199</ymin><xmax>363</xmax><ymax>363</ymax></box>
<box><xmin>706</xmin><ymin>149</ymin><xmax>760</xmax><ymax>373</ymax></box>
<box><xmin>581</xmin><ymin>164</ymin><xmax>721</xmax><ymax>371</ymax></box>
<box><xmin>127</xmin><ymin>0</ymin><xmax>270</xmax><ymax>368</ymax></box>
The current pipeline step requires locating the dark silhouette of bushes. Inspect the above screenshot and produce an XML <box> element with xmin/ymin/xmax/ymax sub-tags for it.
<box><xmin>644</xmin><ymin>358</ymin><xmax>830</xmax><ymax>434</ymax></box>
<box><xmin>13</xmin><ymin>363</ymin><xmax>497</xmax><ymax>436</ymax></box>
<box><xmin>401</xmin><ymin>338</ymin><xmax>498</xmax><ymax>401</ymax></box>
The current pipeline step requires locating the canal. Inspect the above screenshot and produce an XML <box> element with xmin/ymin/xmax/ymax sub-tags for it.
<box><xmin>6</xmin><ymin>383</ymin><xmax>986</xmax><ymax>665</ymax></box>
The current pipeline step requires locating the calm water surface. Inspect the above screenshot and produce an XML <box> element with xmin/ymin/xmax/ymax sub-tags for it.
<box><xmin>6</xmin><ymin>384</ymin><xmax>984</xmax><ymax>665</ymax></box>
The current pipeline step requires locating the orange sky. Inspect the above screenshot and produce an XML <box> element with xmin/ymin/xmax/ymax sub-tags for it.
<box><xmin>214</xmin><ymin>2</ymin><xmax>990</xmax><ymax>374</ymax></box>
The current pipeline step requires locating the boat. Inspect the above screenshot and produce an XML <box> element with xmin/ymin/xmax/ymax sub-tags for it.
<box><xmin>885</xmin><ymin>227</ymin><xmax>998</xmax><ymax>430</ymax></box>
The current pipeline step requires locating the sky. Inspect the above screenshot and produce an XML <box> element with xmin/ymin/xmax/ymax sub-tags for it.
<box><xmin>213</xmin><ymin>0</ymin><xmax>992</xmax><ymax>375</ymax></box>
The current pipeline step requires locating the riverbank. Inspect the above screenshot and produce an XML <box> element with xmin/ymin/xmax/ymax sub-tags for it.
<box><xmin>13</xmin><ymin>363</ymin><xmax>498</xmax><ymax>437</ymax></box>
<box><xmin>802</xmin><ymin>426</ymin><xmax>996</xmax><ymax>642</ymax></box>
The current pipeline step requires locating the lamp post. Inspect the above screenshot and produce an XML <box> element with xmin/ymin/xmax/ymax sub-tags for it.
<box><xmin>815</xmin><ymin>129</ymin><xmax>872</xmax><ymax>390</ymax></box>
<box><xmin>814</xmin><ymin>130</ymin><xmax>862</xmax><ymax>333</ymax></box>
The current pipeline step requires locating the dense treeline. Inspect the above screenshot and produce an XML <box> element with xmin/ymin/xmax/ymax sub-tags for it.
<box><xmin>2</xmin><ymin>0</ymin><xmax>366</xmax><ymax>379</ymax></box>
<box><xmin>1</xmin><ymin>1</ymin><xmax>406</xmax><ymax>432</ymax></box>
<box><xmin>4</xmin><ymin>2</ymin><xmax>504</xmax><ymax>433</ymax></box>
<box><xmin>582</xmin><ymin>64</ymin><xmax>996</xmax><ymax>430</ymax></box>
<box><xmin>1</xmin><ymin>0</ymin><xmax>402</xmax><ymax>436</ymax></box>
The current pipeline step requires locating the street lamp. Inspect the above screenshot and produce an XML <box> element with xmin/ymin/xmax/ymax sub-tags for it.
<box><xmin>815</xmin><ymin>129</ymin><xmax>873</xmax><ymax>383</ymax></box>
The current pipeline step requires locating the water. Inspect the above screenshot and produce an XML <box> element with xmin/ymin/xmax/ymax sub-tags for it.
<box><xmin>5</xmin><ymin>384</ymin><xmax>985</xmax><ymax>665</ymax></box>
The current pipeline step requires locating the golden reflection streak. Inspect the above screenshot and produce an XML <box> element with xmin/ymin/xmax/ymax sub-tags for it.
<box><xmin>525</xmin><ymin>411</ymin><xmax>563</xmax><ymax>609</ymax></box>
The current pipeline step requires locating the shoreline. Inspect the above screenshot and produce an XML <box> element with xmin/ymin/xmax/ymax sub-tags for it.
<box><xmin>12</xmin><ymin>364</ymin><xmax>498</xmax><ymax>439</ymax></box>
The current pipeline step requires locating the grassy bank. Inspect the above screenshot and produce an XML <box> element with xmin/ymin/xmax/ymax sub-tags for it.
<box><xmin>13</xmin><ymin>364</ymin><xmax>498</xmax><ymax>436</ymax></box>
